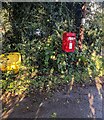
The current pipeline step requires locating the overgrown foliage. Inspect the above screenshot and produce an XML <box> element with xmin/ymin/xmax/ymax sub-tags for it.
<box><xmin>1</xmin><ymin>2</ymin><xmax>103</xmax><ymax>94</ymax></box>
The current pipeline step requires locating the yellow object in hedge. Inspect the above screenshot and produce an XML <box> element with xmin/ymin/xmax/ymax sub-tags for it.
<box><xmin>0</xmin><ymin>52</ymin><xmax>21</xmax><ymax>73</ymax></box>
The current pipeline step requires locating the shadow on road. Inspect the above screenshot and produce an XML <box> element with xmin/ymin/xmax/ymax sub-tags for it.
<box><xmin>1</xmin><ymin>76</ymin><xmax>104</xmax><ymax>119</ymax></box>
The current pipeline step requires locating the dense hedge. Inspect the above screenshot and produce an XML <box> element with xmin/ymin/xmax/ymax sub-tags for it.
<box><xmin>1</xmin><ymin>2</ymin><xmax>103</xmax><ymax>94</ymax></box>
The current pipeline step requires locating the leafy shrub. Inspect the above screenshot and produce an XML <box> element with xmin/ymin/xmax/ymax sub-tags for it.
<box><xmin>1</xmin><ymin>2</ymin><xmax>103</xmax><ymax>94</ymax></box>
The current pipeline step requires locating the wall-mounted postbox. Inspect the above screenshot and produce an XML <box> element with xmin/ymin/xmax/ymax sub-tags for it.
<box><xmin>62</xmin><ymin>32</ymin><xmax>76</xmax><ymax>52</ymax></box>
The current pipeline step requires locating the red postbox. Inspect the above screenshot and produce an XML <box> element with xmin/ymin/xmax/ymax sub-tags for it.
<box><xmin>62</xmin><ymin>32</ymin><xmax>76</xmax><ymax>52</ymax></box>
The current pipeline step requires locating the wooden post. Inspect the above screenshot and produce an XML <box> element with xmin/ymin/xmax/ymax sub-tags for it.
<box><xmin>78</xmin><ymin>3</ymin><xmax>86</xmax><ymax>52</ymax></box>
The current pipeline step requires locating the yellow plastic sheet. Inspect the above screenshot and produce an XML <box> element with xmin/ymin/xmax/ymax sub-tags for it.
<box><xmin>0</xmin><ymin>52</ymin><xmax>21</xmax><ymax>73</ymax></box>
